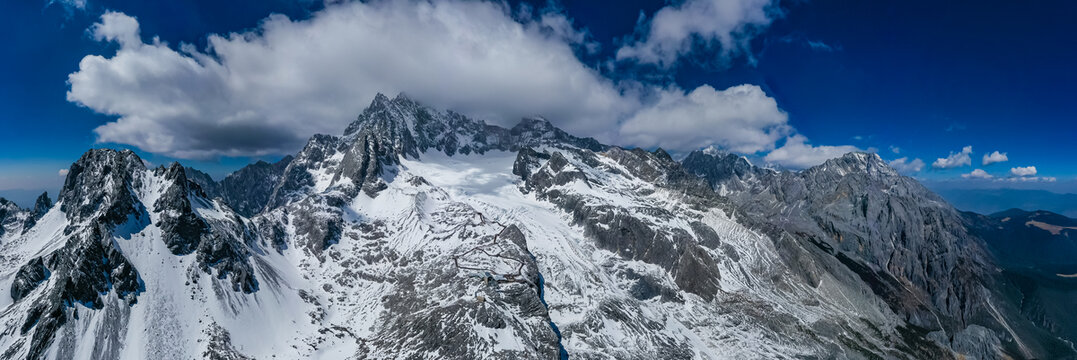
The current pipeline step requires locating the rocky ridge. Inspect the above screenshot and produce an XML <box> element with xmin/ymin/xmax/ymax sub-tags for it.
<box><xmin>0</xmin><ymin>93</ymin><xmax>1070</xmax><ymax>359</ymax></box>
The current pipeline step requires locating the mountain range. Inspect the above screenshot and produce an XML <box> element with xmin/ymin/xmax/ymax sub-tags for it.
<box><xmin>0</xmin><ymin>93</ymin><xmax>1073</xmax><ymax>359</ymax></box>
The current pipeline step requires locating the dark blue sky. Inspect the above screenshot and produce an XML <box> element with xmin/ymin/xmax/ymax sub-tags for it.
<box><xmin>2</xmin><ymin>0</ymin><xmax>1075</xmax><ymax>205</ymax></box>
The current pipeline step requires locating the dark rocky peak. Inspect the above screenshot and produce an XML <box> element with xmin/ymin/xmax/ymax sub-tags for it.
<box><xmin>152</xmin><ymin>162</ymin><xmax>213</xmax><ymax>255</ymax></box>
<box><xmin>266</xmin><ymin>94</ymin><xmax>612</xmax><ymax>211</ymax></box>
<box><xmin>31</xmin><ymin>192</ymin><xmax>52</xmax><ymax>219</ymax></box>
<box><xmin>18</xmin><ymin>192</ymin><xmax>53</xmax><ymax>233</ymax></box>
<box><xmin>184</xmin><ymin>166</ymin><xmax>220</xmax><ymax>199</ymax></box>
<box><xmin>13</xmin><ymin>224</ymin><xmax>145</xmax><ymax>359</ymax></box>
<box><xmin>265</xmin><ymin>134</ymin><xmax>348</xmax><ymax>210</ymax></box>
<box><xmin>512</xmin><ymin>147</ymin><xmax>551</xmax><ymax>182</ymax></box>
<box><xmin>58</xmin><ymin>149</ymin><xmax>148</xmax><ymax>227</ymax></box>
<box><xmin>214</xmin><ymin>155</ymin><xmax>294</xmax><ymax>217</ymax></box>
<box><xmin>342</xmin><ymin>93</ymin><xmax>607</xmax><ymax>158</ymax></box>
<box><xmin>604</xmin><ymin>147</ymin><xmax>689</xmax><ymax>185</ymax></box>
<box><xmin>0</xmin><ymin>197</ymin><xmax>27</xmax><ymax>238</ymax></box>
<box><xmin>510</xmin><ymin>117</ymin><xmax>607</xmax><ymax>152</ymax></box>
<box><xmin>148</xmin><ymin>163</ymin><xmax>259</xmax><ymax>293</ymax></box>
<box><xmin>804</xmin><ymin>152</ymin><xmax>897</xmax><ymax>180</ymax></box>
<box><xmin>603</xmin><ymin>147</ymin><xmax>721</xmax><ymax>205</ymax></box>
<box><xmin>156</xmin><ymin>162</ymin><xmax>209</xmax><ymax>198</ymax></box>
<box><xmin>342</xmin><ymin>92</ymin><xmax>422</xmax><ymax>159</ymax></box>
<box><xmin>0</xmin><ymin>197</ymin><xmax>18</xmax><ymax>210</ymax></box>
<box><xmin>0</xmin><ymin>197</ymin><xmax>21</xmax><ymax>216</ymax></box>
<box><xmin>681</xmin><ymin>150</ymin><xmax>758</xmax><ymax>186</ymax></box>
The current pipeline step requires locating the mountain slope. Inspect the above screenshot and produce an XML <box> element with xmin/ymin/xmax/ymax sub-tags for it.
<box><xmin>0</xmin><ymin>93</ymin><xmax>1070</xmax><ymax>359</ymax></box>
<box><xmin>682</xmin><ymin>150</ymin><xmax>1076</xmax><ymax>359</ymax></box>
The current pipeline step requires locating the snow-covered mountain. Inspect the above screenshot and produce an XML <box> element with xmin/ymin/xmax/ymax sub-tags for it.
<box><xmin>0</xmin><ymin>93</ymin><xmax>1071</xmax><ymax>359</ymax></box>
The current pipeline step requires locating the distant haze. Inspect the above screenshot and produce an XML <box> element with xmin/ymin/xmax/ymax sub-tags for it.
<box><xmin>932</xmin><ymin>188</ymin><xmax>1077</xmax><ymax>218</ymax></box>
<box><xmin>0</xmin><ymin>188</ymin><xmax>57</xmax><ymax>208</ymax></box>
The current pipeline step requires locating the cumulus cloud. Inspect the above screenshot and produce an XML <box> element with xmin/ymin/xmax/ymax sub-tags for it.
<box><xmin>932</xmin><ymin>146</ymin><xmax>972</xmax><ymax>169</ymax></box>
<box><xmin>618</xmin><ymin>84</ymin><xmax>789</xmax><ymax>153</ymax></box>
<box><xmin>90</xmin><ymin>11</ymin><xmax>141</xmax><ymax>47</ymax></box>
<box><xmin>762</xmin><ymin>134</ymin><xmax>861</xmax><ymax>169</ymax></box>
<box><xmin>962</xmin><ymin>169</ymin><xmax>993</xmax><ymax>179</ymax></box>
<box><xmin>69</xmin><ymin>3</ymin><xmax>636</xmax><ymax>159</ymax></box>
<box><xmin>1010</xmin><ymin>166</ymin><xmax>1037</xmax><ymax>177</ymax></box>
<box><xmin>888</xmin><ymin>157</ymin><xmax>924</xmax><ymax>174</ymax></box>
<box><xmin>58</xmin><ymin>169</ymin><xmax>69</xmax><ymax>176</ymax></box>
<box><xmin>982</xmin><ymin>151</ymin><xmax>1008</xmax><ymax>165</ymax></box>
<box><xmin>616</xmin><ymin>0</ymin><xmax>778</xmax><ymax>68</ymax></box>
<box><xmin>67</xmin><ymin>1</ymin><xmax>802</xmax><ymax>160</ymax></box>
<box><xmin>889</xmin><ymin>145</ymin><xmax>900</xmax><ymax>154</ymax></box>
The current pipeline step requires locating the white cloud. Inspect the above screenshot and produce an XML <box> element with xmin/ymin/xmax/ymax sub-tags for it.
<box><xmin>763</xmin><ymin>134</ymin><xmax>861</xmax><ymax>169</ymax></box>
<box><xmin>58</xmin><ymin>169</ymin><xmax>69</xmax><ymax>176</ymax></box>
<box><xmin>69</xmin><ymin>3</ymin><xmax>636</xmax><ymax>159</ymax></box>
<box><xmin>1010</xmin><ymin>166</ymin><xmax>1037</xmax><ymax>177</ymax></box>
<box><xmin>932</xmin><ymin>146</ymin><xmax>972</xmax><ymax>169</ymax></box>
<box><xmin>888</xmin><ymin>157</ymin><xmax>924</xmax><ymax>174</ymax></box>
<box><xmin>90</xmin><ymin>11</ymin><xmax>141</xmax><ymax>48</ymax></box>
<box><xmin>616</xmin><ymin>0</ymin><xmax>778</xmax><ymax>68</ymax></box>
<box><xmin>962</xmin><ymin>169</ymin><xmax>993</xmax><ymax>179</ymax></box>
<box><xmin>982</xmin><ymin>150</ymin><xmax>1008</xmax><ymax>165</ymax></box>
<box><xmin>889</xmin><ymin>145</ymin><xmax>900</xmax><ymax>154</ymax></box>
<box><xmin>618</xmin><ymin>84</ymin><xmax>789</xmax><ymax>153</ymax></box>
<box><xmin>67</xmin><ymin>2</ymin><xmax>799</xmax><ymax>160</ymax></box>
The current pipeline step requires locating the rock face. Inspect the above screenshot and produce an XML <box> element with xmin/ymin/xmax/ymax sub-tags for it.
<box><xmin>264</xmin><ymin>93</ymin><xmax>604</xmax><ymax>210</ymax></box>
<box><xmin>187</xmin><ymin>157</ymin><xmax>294</xmax><ymax>217</ymax></box>
<box><xmin>682</xmin><ymin>150</ymin><xmax>1075</xmax><ymax>359</ymax></box>
<box><xmin>0</xmin><ymin>149</ymin><xmax>267</xmax><ymax>359</ymax></box>
<box><xmin>0</xmin><ymin>93</ymin><xmax>1071</xmax><ymax>359</ymax></box>
<box><xmin>185</xmin><ymin>156</ymin><xmax>293</xmax><ymax>217</ymax></box>
<box><xmin>0</xmin><ymin>198</ymin><xmax>28</xmax><ymax>240</ymax></box>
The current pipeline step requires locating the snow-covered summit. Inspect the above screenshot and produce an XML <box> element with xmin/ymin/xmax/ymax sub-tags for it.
<box><xmin>0</xmin><ymin>96</ymin><xmax>1070</xmax><ymax>359</ymax></box>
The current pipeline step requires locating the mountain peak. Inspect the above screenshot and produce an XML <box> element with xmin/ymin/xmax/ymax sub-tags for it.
<box><xmin>372</xmin><ymin>92</ymin><xmax>392</xmax><ymax>105</ymax></box>
<box><xmin>807</xmin><ymin>151</ymin><xmax>896</xmax><ymax>177</ymax></box>
<box><xmin>31</xmin><ymin>191</ymin><xmax>51</xmax><ymax>219</ymax></box>
<box><xmin>59</xmin><ymin>148</ymin><xmax>148</xmax><ymax>225</ymax></box>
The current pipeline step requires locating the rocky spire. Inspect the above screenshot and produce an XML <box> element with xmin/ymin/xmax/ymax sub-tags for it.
<box><xmin>31</xmin><ymin>192</ymin><xmax>51</xmax><ymax>219</ymax></box>
<box><xmin>58</xmin><ymin>149</ymin><xmax>147</xmax><ymax>227</ymax></box>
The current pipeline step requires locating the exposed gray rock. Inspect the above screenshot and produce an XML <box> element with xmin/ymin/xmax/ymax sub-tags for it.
<box><xmin>524</xmin><ymin>148</ymin><xmax>723</xmax><ymax>302</ymax></box>
<box><xmin>682</xmin><ymin>150</ymin><xmax>1074</xmax><ymax>359</ymax></box>
<box><xmin>10</xmin><ymin>257</ymin><xmax>49</xmax><ymax>302</ymax></box>
<box><xmin>58</xmin><ymin>149</ymin><xmax>146</xmax><ymax>228</ymax></box>
<box><xmin>265</xmin><ymin>93</ymin><xmax>607</xmax><ymax>212</ymax></box>
<box><xmin>0</xmin><ymin>198</ymin><xmax>27</xmax><ymax>239</ymax></box>
<box><xmin>154</xmin><ymin>163</ymin><xmax>211</xmax><ymax>255</ymax></box>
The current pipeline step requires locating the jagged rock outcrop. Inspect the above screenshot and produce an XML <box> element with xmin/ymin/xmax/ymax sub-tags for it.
<box><xmin>2</xmin><ymin>93</ymin><xmax>1071</xmax><ymax>360</ymax></box>
<box><xmin>265</xmin><ymin>93</ymin><xmax>605</xmax><ymax>211</ymax></box>
<box><xmin>0</xmin><ymin>198</ymin><xmax>28</xmax><ymax>239</ymax></box>
<box><xmin>155</xmin><ymin>163</ymin><xmax>259</xmax><ymax>292</ymax></box>
<box><xmin>186</xmin><ymin>157</ymin><xmax>293</xmax><ymax>217</ymax></box>
<box><xmin>523</xmin><ymin>148</ymin><xmax>729</xmax><ymax>301</ymax></box>
<box><xmin>8</xmin><ymin>150</ymin><xmax>148</xmax><ymax>358</ymax></box>
<box><xmin>682</xmin><ymin>150</ymin><xmax>1074</xmax><ymax>359</ymax></box>
<box><xmin>1</xmin><ymin>149</ymin><xmax>268</xmax><ymax>359</ymax></box>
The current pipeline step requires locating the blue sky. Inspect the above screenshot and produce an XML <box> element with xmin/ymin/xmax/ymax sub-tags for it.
<box><xmin>1</xmin><ymin>0</ymin><xmax>1075</xmax><ymax>206</ymax></box>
